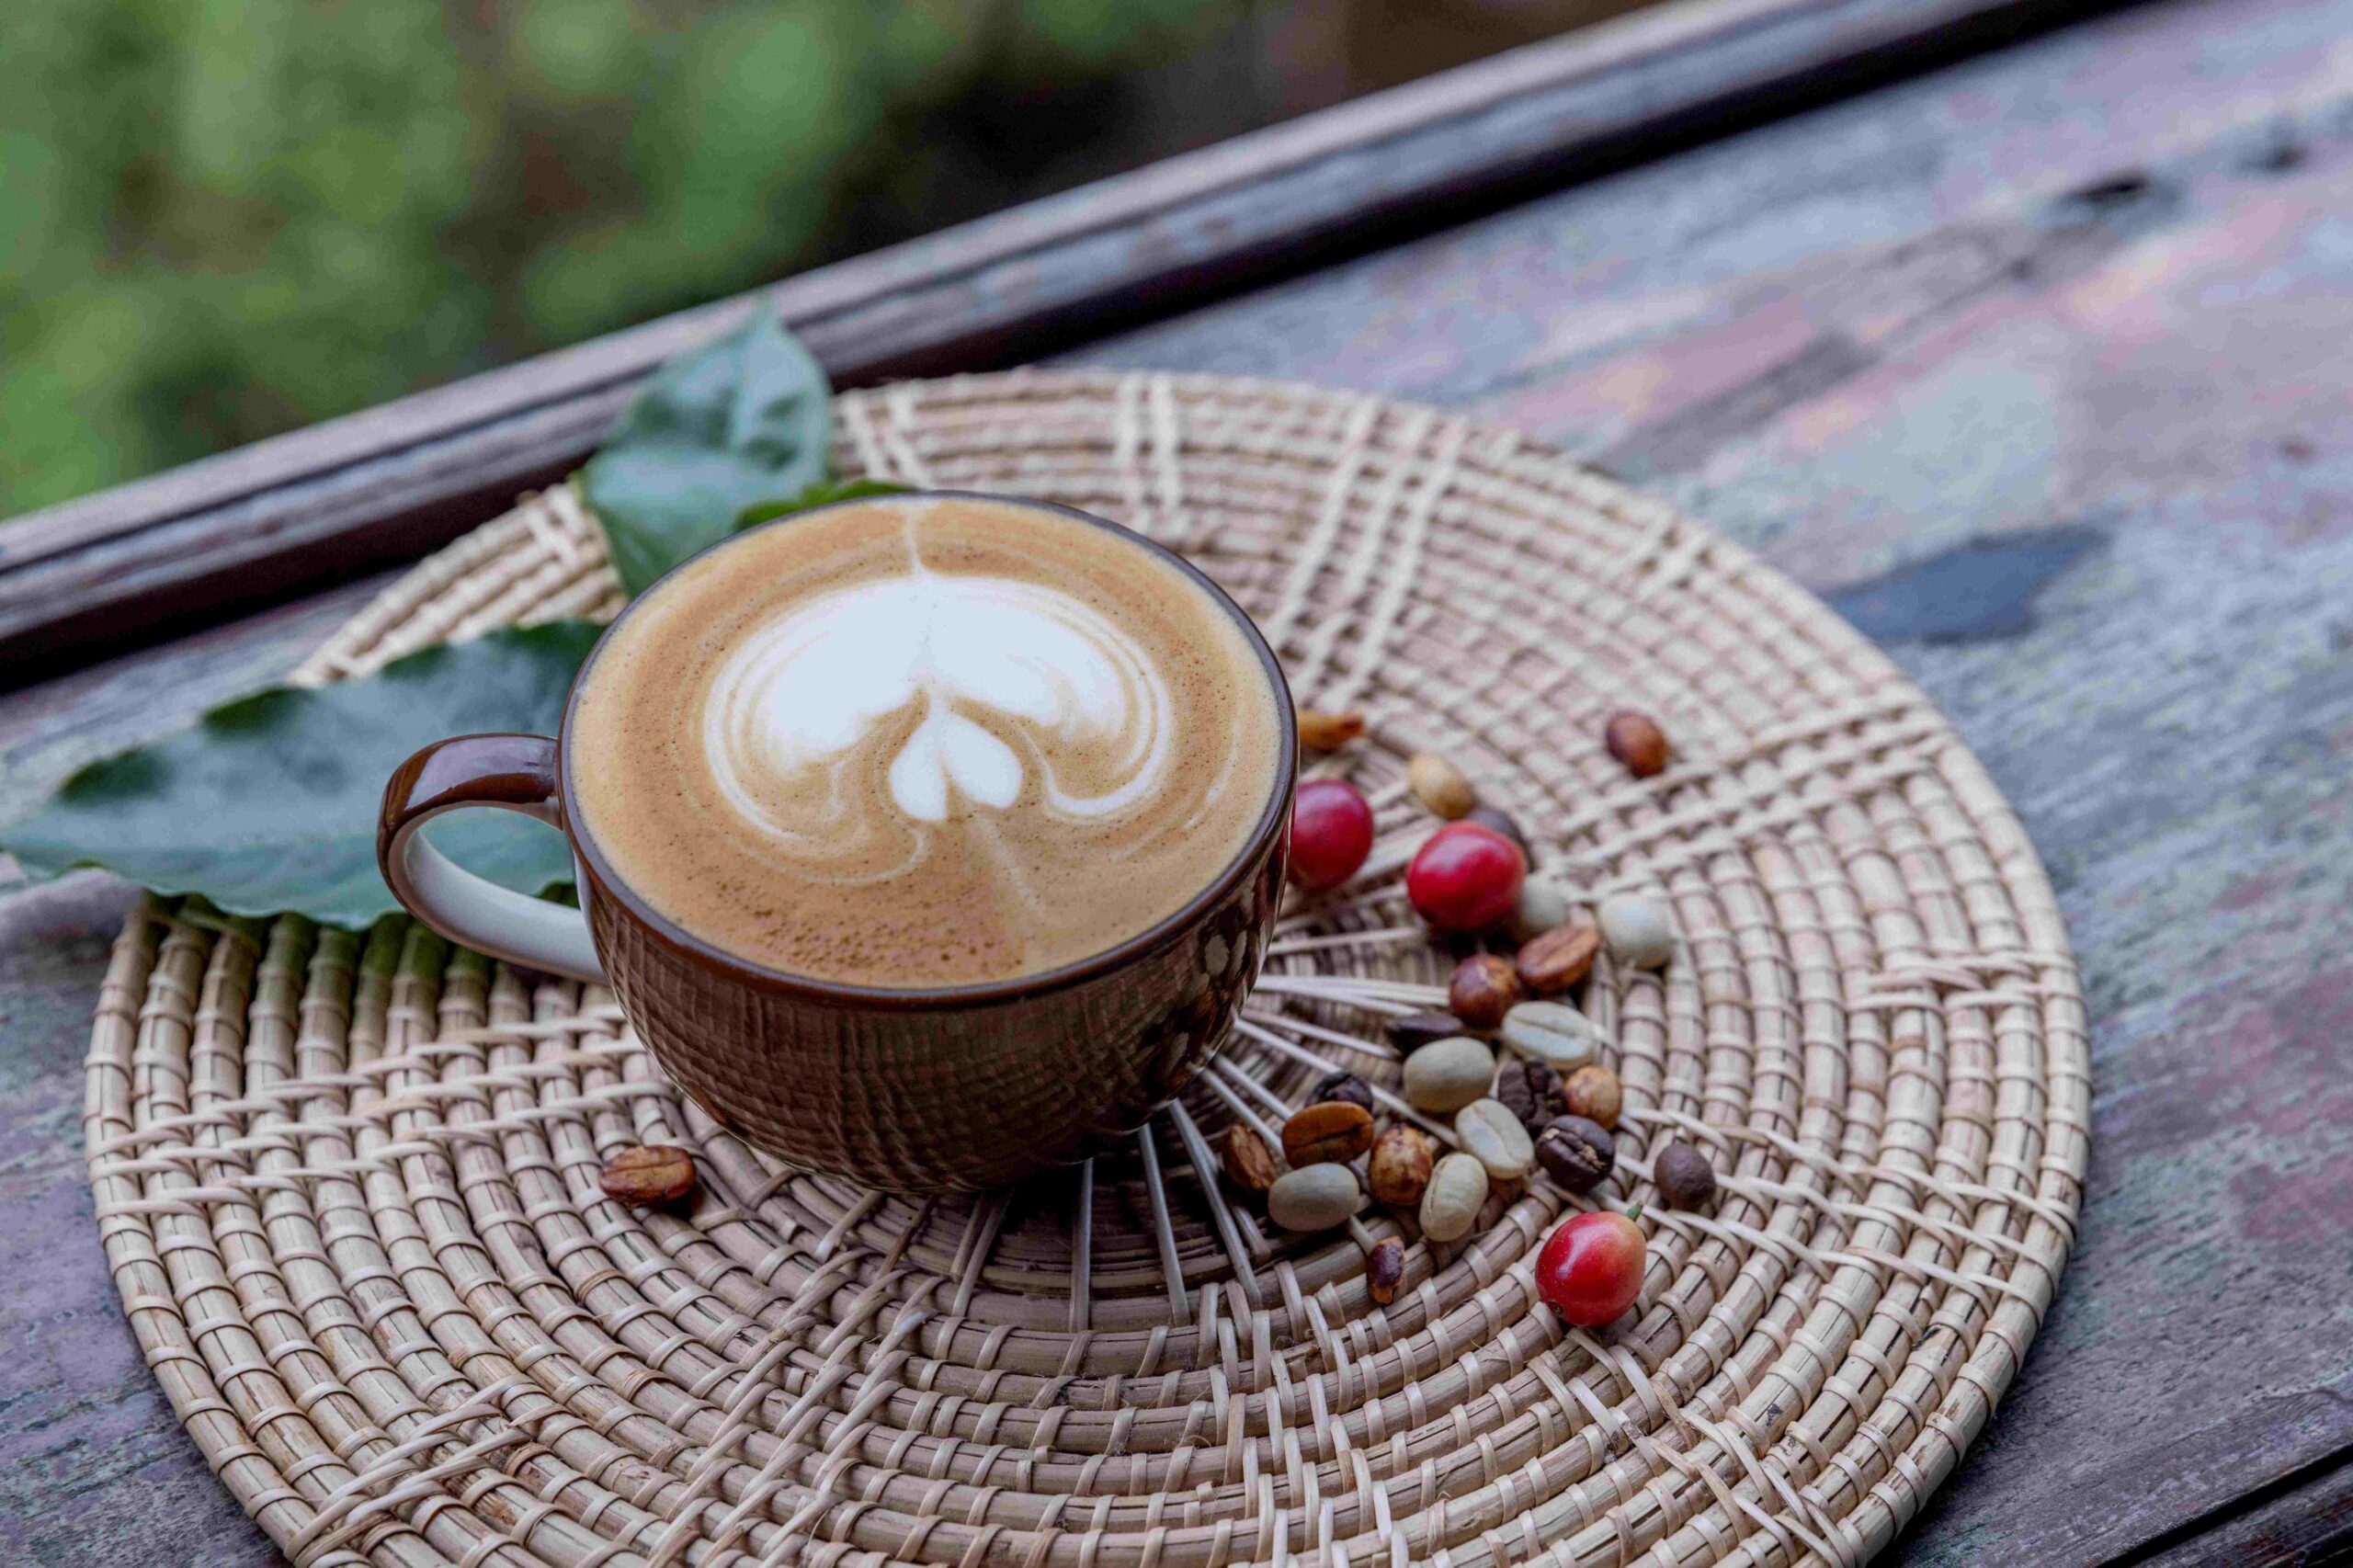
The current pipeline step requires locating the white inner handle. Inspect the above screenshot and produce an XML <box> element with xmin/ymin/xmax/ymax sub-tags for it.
<box><xmin>388</xmin><ymin>805</ymin><xmax>606</xmax><ymax>983</ymax></box>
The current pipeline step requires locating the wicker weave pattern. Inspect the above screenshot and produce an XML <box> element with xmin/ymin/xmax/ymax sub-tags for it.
<box><xmin>88</xmin><ymin>370</ymin><xmax>2088</xmax><ymax>1568</ymax></box>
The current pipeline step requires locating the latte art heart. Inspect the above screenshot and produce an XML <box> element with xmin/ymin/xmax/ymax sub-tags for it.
<box><xmin>567</xmin><ymin>494</ymin><xmax>1285</xmax><ymax>987</ymax></box>
<box><xmin>703</xmin><ymin>570</ymin><xmax>1177</xmax><ymax>848</ymax></box>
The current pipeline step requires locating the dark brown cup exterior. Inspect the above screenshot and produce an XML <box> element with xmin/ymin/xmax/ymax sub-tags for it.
<box><xmin>558</xmin><ymin>491</ymin><xmax>1296</xmax><ymax>1192</ymax></box>
<box><xmin>576</xmin><ymin>826</ymin><xmax>1288</xmax><ymax>1191</ymax></box>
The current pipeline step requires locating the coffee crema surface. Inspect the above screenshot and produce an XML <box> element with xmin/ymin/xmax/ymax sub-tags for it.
<box><xmin>569</xmin><ymin>495</ymin><xmax>1284</xmax><ymax>987</ymax></box>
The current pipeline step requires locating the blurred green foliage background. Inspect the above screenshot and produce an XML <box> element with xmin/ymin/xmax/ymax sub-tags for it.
<box><xmin>0</xmin><ymin>0</ymin><xmax>1641</xmax><ymax>518</ymax></box>
<box><xmin>0</xmin><ymin>0</ymin><xmax>1263</xmax><ymax>516</ymax></box>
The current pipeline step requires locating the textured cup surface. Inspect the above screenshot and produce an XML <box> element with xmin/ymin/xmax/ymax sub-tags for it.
<box><xmin>563</xmin><ymin>492</ymin><xmax>1297</xmax><ymax>1189</ymax></box>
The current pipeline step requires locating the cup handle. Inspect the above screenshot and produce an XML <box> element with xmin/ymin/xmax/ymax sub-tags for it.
<box><xmin>377</xmin><ymin>733</ymin><xmax>606</xmax><ymax>983</ymax></box>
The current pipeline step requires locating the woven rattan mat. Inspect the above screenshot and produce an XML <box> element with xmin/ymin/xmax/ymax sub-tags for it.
<box><xmin>85</xmin><ymin>370</ymin><xmax>2087</xmax><ymax>1568</ymax></box>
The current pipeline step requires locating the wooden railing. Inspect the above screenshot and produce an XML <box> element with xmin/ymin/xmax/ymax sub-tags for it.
<box><xmin>0</xmin><ymin>0</ymin><xmax>2120</xmax><ymax>678</ymax></box>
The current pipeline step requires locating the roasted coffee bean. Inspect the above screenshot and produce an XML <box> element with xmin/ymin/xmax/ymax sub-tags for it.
<box><xmin>1449</xmin><ymin>953</ymin><xmax>1524</xmax><ymax>1028</ymax></box>
<box><xmin>1389</xmin><ymin>1010</ymin><xmax>1472</xmax><ymax>1051</ymax></box>
<box><xmin>1282</xmin><ymin>1101</ymin><xmax>1377</xmax><ymax>1166</ymax></box>
<box><xmin>1494</xmin><ymin>1056</ymin><xmax>1560</xmax><ymax>1132</ymax></box>
<box><xmin>1313</xmin><ymin>1070</ymin><xmax>1376</xmax><ymax>1112</ymax></box>
<box><xmin>1515</xmin><ymin>922</ymin><xmax>1600</xmax><ymax>994</ymax></box>
<box><xmin>1561</xmin><ymin>1063</ymin><xmax>1622</xmax><ymax>1131</ymax></box>
<box><xmin>1367</xmin><ymin>1236</ymin><xmax>1405</xmax><ymax>1304</ymax></box>
<box><xmin>1367</xmin><ymin>1124</ymin><xmax>1437</xmax><ymax>1208</ymax></box>
<box><xmin>1605</xmin><ymin>711</ymin><xmax>1671</xmax><ymax>778</ymax></box>
<box><xmin>601</xmin><ymin>1145</ymin><xmax>697</xmax><ymax>1207</ymax></box>
<box><xmin>1534</xmin><ymin>1116</ymin><xmax>1616</xmax><ymax>1194</ymax></box>
<box><xmin>1654</xmin><ymin>1142</ymin><xmax>1719</xmax><ymax>1210</ymax></box>
<box><xmin>1222</xmin><ymin>1124</ymin><xmax>1278</xmax><ymax>1194</ymax></box>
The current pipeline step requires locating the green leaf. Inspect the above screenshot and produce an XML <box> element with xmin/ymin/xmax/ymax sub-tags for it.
<box><xmin>581</xmin><ymin>311</ymin><xmax>830</xmax><ymax>596</ymax></box>
<box><xmin>0</xmin><ymin>621</ymin><xmax>601</xmax><ymax>928</ymax></box>
<box><xmin>734</xmin><ymin>476</ymin><xmax>908</xmax><ymax>531</ymax></box>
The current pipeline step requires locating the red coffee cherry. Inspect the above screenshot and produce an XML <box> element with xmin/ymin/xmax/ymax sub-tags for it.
<box><xmin>1406</xmin><ymin>822</ymin><xmax>1526</xmax><ymax>930</ymax></box>
<box><xmin>1536</xmin><ymin>1209</ymin><xmax>1645</xmax><ymax>1325</ymax></box>
<box><xmin>1289</xmin><ymin>778</ymin><xmax>1374</xmax><ymax>892</ymax></box>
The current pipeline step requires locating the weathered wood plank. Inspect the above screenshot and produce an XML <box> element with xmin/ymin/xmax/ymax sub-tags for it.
<box><xmin>0</xmin><ymin>0</ymin><xmax>2128</xmax><ymax>677</ymax></box>
<box><xmin>2129</xmin><ymin>1454</ymin><xmax>2353</xmax><ymax>1567</ymax></box>
<box><xmin>1</xmin><ymin>0</ymin><xmax>2346</xmax><ymax>1562</ymax></box>
<box><xmin>0</xmin><ymin>874</ymin><xmax>265</xmax><ymax>1567</ymax></box>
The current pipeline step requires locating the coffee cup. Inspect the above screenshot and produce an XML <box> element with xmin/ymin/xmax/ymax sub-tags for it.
<box><xmin>378</xmin><ymin>492</ymin><xmax>1297</xmax><ymax>1191</ymax></box>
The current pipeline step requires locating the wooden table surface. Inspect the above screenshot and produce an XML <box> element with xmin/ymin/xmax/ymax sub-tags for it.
<box><xmin>7</xmin><ymin>0</ymin><xmax>2353</xmax><ymax>1562</ymax></box>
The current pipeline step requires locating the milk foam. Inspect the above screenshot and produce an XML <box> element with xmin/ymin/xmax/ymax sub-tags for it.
<box><xmin>702</xmin><ymin>549</ymin><xmax>1178</xmax><ymax>850</ymax></box>
<box><xmin>567</xmin><ymin>494</ymin><xmax>1283</xmax><ymax>987</ymax></box>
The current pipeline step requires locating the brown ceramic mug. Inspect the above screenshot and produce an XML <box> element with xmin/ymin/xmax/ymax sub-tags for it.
<box><xmin>377</xmin><ymin>494</ymin><xmax>1296</xmax><ymax>1192</ymax></box>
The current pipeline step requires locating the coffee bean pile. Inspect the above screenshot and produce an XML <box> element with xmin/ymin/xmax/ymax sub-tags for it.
<box><xmin>1232</xmin><ymin>705</ymin><xmax>1722</xmax><ymax>1316</ymax></box>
